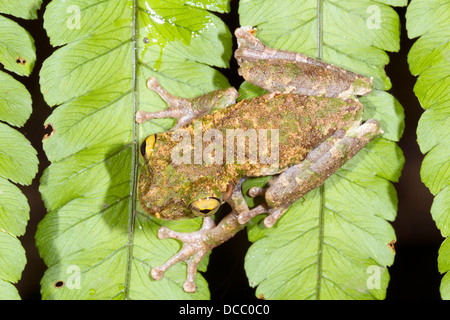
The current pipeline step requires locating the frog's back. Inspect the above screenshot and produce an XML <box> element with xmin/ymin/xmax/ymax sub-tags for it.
<box><xmin>201</xmin><ymin>92</ymin><xmax>362</xmax><ymax>176</ymax></box>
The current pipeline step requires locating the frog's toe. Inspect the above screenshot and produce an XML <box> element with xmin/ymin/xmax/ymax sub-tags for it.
<box><xmin>247</xmin><ymin>186</ymin><xmax>267</xmax><ymax>197</ymax></box>
<box><xmin>238</xmin><ymin>203</ymin><xmax>289</xmax><ymax>228</ymax></box>
<box><xmin>238</xmin><ymin>203</ymin><xmax>268</xmax><ymax>224</ymax></box>
<box><xmin>150</xmin><ymin>241</ymin><xmax>208</xmax><ymax>293</ymax></box>
<box><xmin>183</xmin><ymin>249</ymin><xmax>208</xmax><ymax>293</ymax></box>
<box><xmin>150</xmin><ymin>245</ymin><xmax>194</xmax><ymax>281</ymax></box>
<box><xmin>146</xmin><ymin>77</ymin><xmax>160</xmax><ymax>90</ymax></box>
<box><xmin>150</xmin><ymin>266</ymin><xmax>165</xmax><ymax>280</ymax></box>
<box><xmin>263</xmin><ymin>206</ymin><xmax>289</xmax><ymax>228</ymax></box>
<box><xmin>135</xmin><ymin>110</ymin><xmax>147</xmax><ymax>123</ymax></box>
<box><xmin>183</xmin><ymin>279</ymin><xmax>196</xmax><ymax>293</ymax></box>
<box><xmin>157</xmin><ymin>226</ymin><xmax>196</xmax><ymax>242</ymax></box>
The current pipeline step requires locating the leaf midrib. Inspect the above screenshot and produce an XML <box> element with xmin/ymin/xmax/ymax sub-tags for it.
<box><xmin>314</xmin><ymin>0</ymin><xmax>325</xmax><ymax>300</ymax></box>
<box><xmin>123</xmin><ymin>0</ymin><xmax>139</xmax><ymax>300</ymax></box>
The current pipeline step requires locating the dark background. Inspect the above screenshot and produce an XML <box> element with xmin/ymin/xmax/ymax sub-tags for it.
<box><xmin>10</xmin><ymin>1</ymin><xmax>442</xmax><ymax>299</ymax></box>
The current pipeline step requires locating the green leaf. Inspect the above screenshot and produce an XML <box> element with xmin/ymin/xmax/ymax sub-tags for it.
<box><xmin>360</xmin><ymin>90</ymin><xmax>404</xmax><ymax>142</ymax></box>
<box><xmin>431</xmin><ymin>187</ymin><xmax>450</xmax><ymax>238</ymax></box>
<box><xmin>240</xmin><ymin>0</ymin><xmax>405</xmax><ymax>299</ymax></box>
<box><xmin>37</xmin><ymin>0</ymin><xmax>231</xmax><ymax>299</ymax></box>
<box><xmin>438</xmin><ymin>236</ymin><xmax>450</xmax><ymax>299</ymax></box>
<box><xmin>0</xmin><ymin>123</ymin><xmax>38</xmax><ymax>185</ymax></box>
<box><xmin>0</xmin><ymin>0</ymin><xmax>41</xmax><ymax>300</ymax></box>
<box><xmin>240</xmin><ymin>0</ymin><xmax>406</xmax><ymax>90</ymax></box>
<box><xmin>0</xmin><ymin>177</ymin><xmax>30</xmax><ymax>236</ymax></box>
<box><xmin>0</xmin><ymin>169</ymin><xmax>30</xmax><ymax>300</ymax></box>
<box><xmin>0</xmin><ymin>72</ymin><xmax>32</xmax><ymax>127</ymax></box>
<box><xmin>0</xmin><ymin>0</ymin><xmax>42</xmax><ymax>20</ymax></box>
<box><xmin>406</xmin><ymin>0</ymin><xmax>450</xmax><ymax>300</ymax></box>
<box><xmin>0</xmin><ymin>279</ymin><xmax>21</xmax><ymax>300</ymax></box>
<box><xmin>0</xmin><ymin>15</ymin><xmax>36</xmax><ymax>76</ymax></box>
<box><xmin>439</xmin><ymin>237</ymin><xmax>450</xmax><ymax>270</ymax></box>
<box><xmin>0</xmin><ymin>230</ymin><xmax>26</xmax><ymax>284</ymax></box>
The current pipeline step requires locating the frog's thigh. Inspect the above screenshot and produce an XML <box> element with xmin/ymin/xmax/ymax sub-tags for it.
<box><xmin>266</xmin><ymin>120</ymin><xmax>382</xmax><ymax>208</ymax></box>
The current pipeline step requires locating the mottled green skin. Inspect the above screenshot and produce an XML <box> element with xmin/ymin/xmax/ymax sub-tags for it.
<box><xmin>138</xmin><ymin>27</ymin><xmax>382</xmax><ymax>293</ymax></box>
<box><xmin>138</xmin><ymin>92</ymin><xmax>363</xmax><ymax>220</ymax></box>
<box><xmin>138</xmin><ymin>27</ymin><xmax>374</xmax><ymax>221</ymax></box>
<box><xmin>238</xmin><ymin>60</ymin><xmax>372</xmax><ymax>99</ymax></box>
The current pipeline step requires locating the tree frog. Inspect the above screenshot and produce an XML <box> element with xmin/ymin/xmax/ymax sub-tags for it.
<box><xmin>135</xmin><ymin>27</ymin><xmax>383</xmax><ymax>293</ymax></box>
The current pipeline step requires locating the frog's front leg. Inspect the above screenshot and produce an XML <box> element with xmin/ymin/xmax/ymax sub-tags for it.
<box><xmin>239</xmin><ymin>119</ymin><xmax>383</xmax><ymax>227</ymax></box>
<box><xmin>136</xmin><ymin>77</ymin><xmax>238</xmax><ymax>130</ymax></box>
<box><xmin>150</xmin><ymin>179</ymin><xmax>249</xmax><ymax>293</ymax></box>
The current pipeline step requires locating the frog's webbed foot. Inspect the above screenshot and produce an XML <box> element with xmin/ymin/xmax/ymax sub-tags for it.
<box><xmin>234</xmin><ymin>27</ymin><xmax>324</xmax><ymax>66</ymax></box>
<box><xmin>135</xmin><ymin>77</ymin><xmax>201</xmax><ymax>130</ymax></box>
<box><xmin>239</xmin><ymin>120</ymin><xmax>383</xmax><ymax>227</ymax></box>
<box><xmin>238</xmin><ymin>202</ymin><xmax>291</xmax><ymax>228</ymax></box>
<box><xmin>136</xmin><ymin>78</ymin><xmax>194</xmax><ymax>127</ymax></box>
<box><xmin>136</xmin><ymin>77</ymin><xmax>238</xmax><ymax>130</ymax></box>
<box><xmin>151</xmin><ymin>180</ymin><xmax>248</xmax><ymax>293</ymax></box>
<box><xmin>235</xmin><ymin>180</ymin><xmax>288</xmax><ymax>228</ymax></box>
<box><xmin>151</xmin><ymin>217</ymin><xmax>216</xmax><ymax>293</ymax></box>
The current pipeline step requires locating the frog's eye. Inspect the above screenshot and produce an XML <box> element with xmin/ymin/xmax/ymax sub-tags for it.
<box><xmin>140</xmin><ymin>135</ymin><xmax>156</xmax><ymax>161</ymax></box>
<box><xmin>189</xmin><ymin>197</ymin><xmax>221</xmax><ymax>217</ymax></box>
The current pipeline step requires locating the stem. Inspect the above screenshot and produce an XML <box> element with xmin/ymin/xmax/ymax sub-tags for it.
<box><xmin>124</xmin><ymin>0</ymin><xmax>139</xmax><ymax>300</ymax></box>
<box><xmin>315</xmin><ymin>0</ymin><xmax>324</xmax><ymax>299</ymax></box>
<box><xmin>316</xmin><ymin>0</ymin><xmax>324</xmax><ymax>60</ymax></box>
<box><xmin>315</xmin><ymin>185</ymin><xmax>325</xmax><ymax>299</ymax></box>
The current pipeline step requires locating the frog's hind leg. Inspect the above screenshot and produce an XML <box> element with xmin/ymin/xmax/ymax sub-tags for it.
<box><xmin>238</xmin><ymin>128</ymin><xmax>350</xmax><ymax>225</ymax></box>
<box><xmin>234</xmin><ymin>27</ymin><xmax>372</xmax><ymax>98</ymax></box>
<box><xmin>150</xmin><ymin>179</ymin><xmax>248</xmax><ymax>293</ymax></box>
<box><xmin>239</xmin><ymin>120</ymin><xmax>383</xmax><ymax>227</ymax></box>
<box><xmin>136</xmin><ymin>77</ymin><xmax>238</xmax><ymax>130</ymax></box>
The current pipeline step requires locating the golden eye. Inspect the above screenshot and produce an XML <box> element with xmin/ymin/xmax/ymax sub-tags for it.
<box><xmin>189</xmin><ymin>197</ymin><xmax>221</xmax><ymax>217</ymax></box>
<box><xmin>140</xmin><ymin>135</ymin><xmax>156</xmax><ymax>161</ymax></box>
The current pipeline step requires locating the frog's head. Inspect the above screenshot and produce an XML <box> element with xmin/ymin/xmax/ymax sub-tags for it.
<box><xmin>138</xmin><ymin>165</ymin><xmax>224</xmax><ymax>220</ymax></box>
<box><xmin>138</xmin><ymin>135</ymin><xmax>224</xmax><ymax>220</ymax></box>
